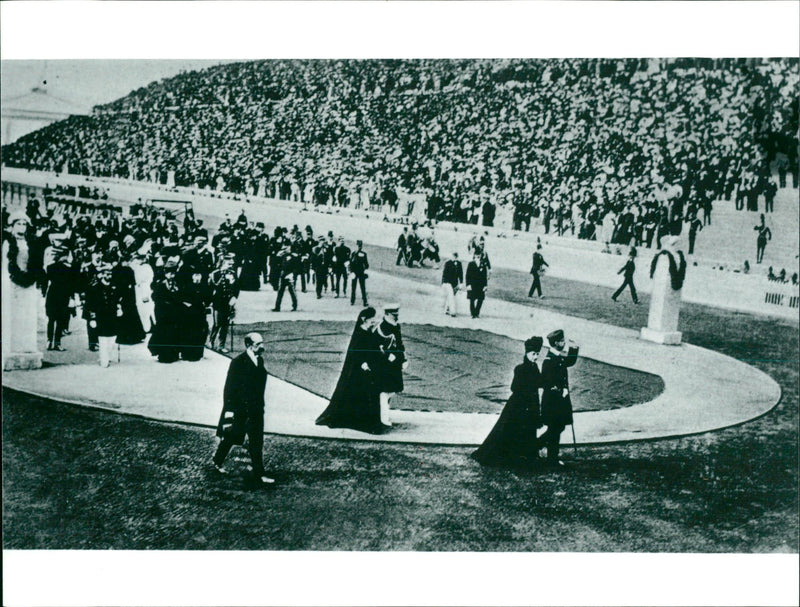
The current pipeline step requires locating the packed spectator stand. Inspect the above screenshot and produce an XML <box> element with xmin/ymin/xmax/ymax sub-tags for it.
<box><xmin>2</xmin><ymin>59</ymin><xmax>797</xmax><ymax>253</ymax></box>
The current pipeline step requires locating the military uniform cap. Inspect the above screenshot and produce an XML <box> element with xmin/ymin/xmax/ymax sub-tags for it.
<box><xmin>384</xmin><ymin>303</ymin><xmax>400</xmax><ymax>313</ymax></box>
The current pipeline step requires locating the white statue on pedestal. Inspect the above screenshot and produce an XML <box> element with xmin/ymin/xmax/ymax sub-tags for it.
<box><xmin>2</xmin><ymin>211</ymin><xmax>44</xmax><ymax>370</ymax></box>
<box><xmin>641</xmin><ymin>235</ymin><xmax>686</xmax><ymax>345</ymax></box>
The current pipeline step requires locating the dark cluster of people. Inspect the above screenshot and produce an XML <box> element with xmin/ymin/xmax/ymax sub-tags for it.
<box><xmin>395</xmin><ymin>223</ymin><xmax>441</xmax><ymax>267</ymax></box>
<box><xmin>211</xmin><ymin>212</ymin><xmax>373</xmax><ymax>310</ymax></box>
<box><xmin>2</xmin><ymin>182</ymin><xmax>393</xmax><ymax>367</ymax></box>
<box><xmin>3</xmin><ymin>59</ymin><xmax>796</xmax><ymax>249</ymax></box>
<box><xmin>766</xmin><ymin>267</ymin><xmax>798</xmax><ymax>285</ymax></box>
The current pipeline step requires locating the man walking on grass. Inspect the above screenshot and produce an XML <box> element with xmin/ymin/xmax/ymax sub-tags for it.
<box><xmin>213</xmin><ymin>332</ymin><xmax>274</xmax><ymax>485</ymax></box>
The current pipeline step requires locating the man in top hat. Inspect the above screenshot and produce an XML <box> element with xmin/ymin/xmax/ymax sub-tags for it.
<box><xmin>374</xmin><ymin>304</ymin><xmax>406</xmax><ymax>426</ymax></box>
<box><xmin>539</xmin><ymin>329</ymin><xmax>579</xmax><ymax>467</ymax></box>
<box><xmin>349</xmin><ymin>240</ymin><xmax>369</xmax><ymax>307</ymax></box>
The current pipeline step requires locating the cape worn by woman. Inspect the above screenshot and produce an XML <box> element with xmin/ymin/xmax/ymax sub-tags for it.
<box><xmin>113</xmin><ymin>264</ymin><xmax>146</xmax><ymax>345</ymax></box>
<box><xmin>316</xmin><ymin>323</ymin><xmax>385</xmax><ymax>434</ymax></box>
<box><xmin>472</xmin><ymin>355</ymin><xmax>541</xmax><ymax>467</ymax></box>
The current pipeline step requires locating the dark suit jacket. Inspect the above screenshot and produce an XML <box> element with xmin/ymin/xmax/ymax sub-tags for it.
<box><xmin>466</xmin><ymin>261</ymin><xmax>488</xmax><ymax>297</ymax></box>
<box><xmin>45</xmin><ymin>261</ymin><xmax>77</xmax><ymax>317</ymax></box>
<box><xmin>216</xmin><ymin>352</ymin><xmax>268</xmax><ymax>444</ymax></box>
<box><xmin>618</xmin><ymin>259</ymin><xmax>635</xmax><ymax>279</ymax></box>
<box><xmin>441</xmin><ymin>259</ymin><xmax>464</xmax><ymax>287</ymax></box>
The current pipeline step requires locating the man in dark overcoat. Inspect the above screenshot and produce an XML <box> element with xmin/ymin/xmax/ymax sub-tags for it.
<box><xmin>332</xmin><ymin>236</ymin><xmax>351</xmax><ymax>298</ymax></box>
<box><xmin>374</xmin><ymin>304</ymin><xmax>406</xmax><ymax>426</ymax></box>
<box><xmin>213</xmin><ymin>332</ymin><xmax>273</xmax><ymax>484</ymax></box>
<box><xmin>45</xmin><ymin>246</ymin><xmax>77</xmax><ymax>351</ymax></box>
<box><xmin>539</xmin><ymin>329</ymin><xmax>579</xmax><ymax>467</ymax></box>
<box><xmin>349</xmin><ymin>240</ymin><xmax>369</xmax><ymax>307</ymax></box>
<box><xmin>465</xmin><ymin>252</ymin><xmax>488</xmax><ymax>318</ymax></box>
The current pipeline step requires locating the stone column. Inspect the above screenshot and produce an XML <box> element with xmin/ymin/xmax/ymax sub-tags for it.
<box><xmin>2</xmin><ymin>239</ymin><xmax>43</xmax><ymax>370</ymax></box>
<box><xmin>641</xmin><ymin>237</ymin><xmax>685</xmax><ymax>345</ymax></box>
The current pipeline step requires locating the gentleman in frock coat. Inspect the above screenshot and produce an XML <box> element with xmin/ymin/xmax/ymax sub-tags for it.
<box><xmin>465</xmin><ymin>252</ymin><xmax>488</xmax><ymax>318</ymax></box>
<box><xmin>213</xmin><ymin>332</ymin><xmax>274</xmax><ymax>484</ymax></box>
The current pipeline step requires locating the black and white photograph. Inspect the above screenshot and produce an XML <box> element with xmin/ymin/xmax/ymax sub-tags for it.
<box><xmin>2</xmin><ymin>2</ymin><xmax>798</xmax><ymax>606</ymax></box>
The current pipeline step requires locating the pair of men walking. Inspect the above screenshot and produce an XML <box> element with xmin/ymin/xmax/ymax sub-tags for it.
<box><xmin>441</xmin><ymin>252</ymin><xmax>488</xmax><ymax>318</ymax></box>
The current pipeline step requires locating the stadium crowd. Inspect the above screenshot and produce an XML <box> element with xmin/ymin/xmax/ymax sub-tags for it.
<box><xmin>2</xmin><ymin>59</ymin><xmax>797</xmax><ymax>254</ymax></box>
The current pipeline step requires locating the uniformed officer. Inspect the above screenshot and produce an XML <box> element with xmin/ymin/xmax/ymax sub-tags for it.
<box><xmin>209</xmin><ymin>253</ymin><xmax>240</xmax><ymax>352</ymax></box>
<box><xmin>538</xmin><ymin>329</ymin><xmax>579</xmax><ymax>467</ymax></box>
<box><xmin>374</xmin><ymin>304</ymin><xmax>407</xmax><ymax>426</ymax></box>
<box><xmin>272</xmin><ymin>241</ymin><xmax>299</xmax><ymax>312</ymax></box>
<box><xmin>349</xmin><ymin>240</ymin><xmax>369</xmax><ymax>306</ymax></box>
<box><xmin>332</xmin><ymin>236</ymin><xmax>351</xmax><ymax>298</ymax></box>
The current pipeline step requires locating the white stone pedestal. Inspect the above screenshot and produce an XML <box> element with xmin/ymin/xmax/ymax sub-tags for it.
<box><xmin>641</xmin><ymin>249</ymin><xmax>684</xmax><ymax>346</ymax></box>
<box><xmin>2</xmin><ymin>243</ymin><xmax>43</xmax><ymax>371</ymax></box>
<box><xmin>640</xmin><ymin>326</ymin><xmax>682</xmax><ymax>345</ymax></box>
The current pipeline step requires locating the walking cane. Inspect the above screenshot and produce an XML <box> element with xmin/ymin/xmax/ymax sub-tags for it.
<box><xmin>571</xmin><ymin>423</ymin><xmax>578</xmax><ymax>456</ymax></box>
<box><xmin>230</xmin><ymin>320</ymin><xmax>235</xmax><ymax>352</ymax></box>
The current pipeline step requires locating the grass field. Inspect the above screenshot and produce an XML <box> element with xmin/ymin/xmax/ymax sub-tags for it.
<box><xmin>3</xmin><ymin>242</ymin><xmax>797</xmax><ymax>551</ymax></box>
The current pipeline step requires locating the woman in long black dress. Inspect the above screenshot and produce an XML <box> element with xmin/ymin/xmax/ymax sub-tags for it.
<box><xmin>316</xmin><ymin>307</ymin><xmax>387</xmax><ymax>434</ymax></box>
<box><xmin>113</xmin><ymin>251</ymin><xmax>146</xmax><ymax>345</ymax></box>
<box><xmin>472</xmin><ymin>335</ymin><xmax>543</xmax><ymax>468</ymax></box>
